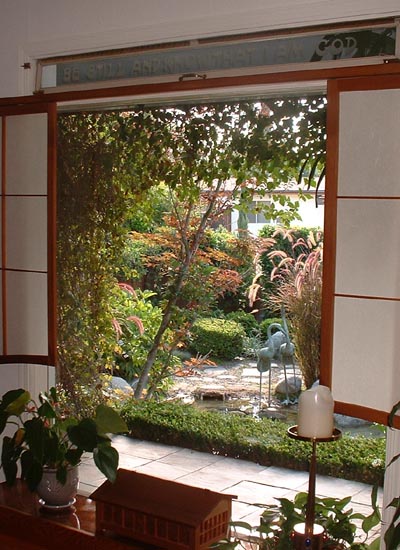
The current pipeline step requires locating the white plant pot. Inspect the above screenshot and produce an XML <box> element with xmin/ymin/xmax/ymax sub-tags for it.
<box><xmin>36</xmin><ymin>465</ymin><xmax>79</xmax><ymax>507</ymax></box>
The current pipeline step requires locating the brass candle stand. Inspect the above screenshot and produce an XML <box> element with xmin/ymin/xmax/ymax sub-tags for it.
<box><xmin>287</xmin><ymin>426</ymin><xmax>342</xmax><ymax>549</ymax></box>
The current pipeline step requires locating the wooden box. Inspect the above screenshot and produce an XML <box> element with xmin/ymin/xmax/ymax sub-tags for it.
<box><xmin>91</xmin><ymin>469</ymin><xmax>236</xmax><ymax>550</ymax></box>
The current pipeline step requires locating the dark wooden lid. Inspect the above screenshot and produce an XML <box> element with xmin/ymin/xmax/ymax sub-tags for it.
<box><xmin>90</xmin><ymin>469</ymin><xmax>236</xmax><ymax>526</ymax></box>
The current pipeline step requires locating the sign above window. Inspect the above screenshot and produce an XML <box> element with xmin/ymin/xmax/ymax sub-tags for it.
<box><xmin>37</xmin><ymin>26</ymin><xmax>396</xmax><ymax>92</ymax></box>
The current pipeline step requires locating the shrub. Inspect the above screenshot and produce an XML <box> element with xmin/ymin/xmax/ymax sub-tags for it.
<box><xmin>259</xmin><ymin>317</ymin><xmax>283</xmax><ymax>342</ymax></box>
<box><xmin>111</xmin><ymin>284</ymin><xmax>180</xmax><ymax>396</ymax></box>
<box><xmin>119</xmin><ymin>400</ymin><xmax>385</xmax><ymax>486</ymax></box>
<box><xmin>226</xmin><ymin>310</ymin><xmax>259</xmax><ymax>336</ymax></box>
<box><xmin>190</xmin><ymin>318</ymin><xmax>245</xmax><ymax>360</ymax></box>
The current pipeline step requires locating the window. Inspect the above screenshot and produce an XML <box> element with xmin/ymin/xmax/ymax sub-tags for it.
<box><xmin>247</xmin><ymin>201</ymin><xmax>271</xmax><ymax>224</ymax></box>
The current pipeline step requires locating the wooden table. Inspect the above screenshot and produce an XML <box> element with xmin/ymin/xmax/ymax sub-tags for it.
<box><xmin>0</xmin><ymin>481</ymin><xmax>159</xmax><ymax>550</ymax></box>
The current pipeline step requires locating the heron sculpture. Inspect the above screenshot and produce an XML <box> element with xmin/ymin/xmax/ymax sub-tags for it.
<box><xmin>256</xmin><ymin>308</ymin><xmax>295</xmax><ymax>407</ymax></box>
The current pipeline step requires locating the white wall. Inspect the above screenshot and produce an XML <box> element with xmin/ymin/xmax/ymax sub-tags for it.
<box><xmin>296</xmin><ymin>197</ymin><xmax>324</xmax><ymax>228</ymax></box>
<box><xmin>231</xmin><ymin>197</ymin><xmax>324</xmax><ymax>235</ymax></box>
<box><xmin>1</xmin><ymin>0</ymin><xmax>399</xmax><ymax>97</ymax></box>
<box><xmin>0</xmin><ymin>364</ymin><xmax>55</xmax><ymax>482</ymax></box>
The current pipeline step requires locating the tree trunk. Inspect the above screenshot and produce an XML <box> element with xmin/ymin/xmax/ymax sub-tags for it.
<box><xmin>133</xmin><ymin>257</ymin><xmax>192</xmax><ymax>399</ymax></box>
<box><xmin>133</xmin><ymin>191</ymin><xmax>221</xmax><ymax>399</ymax></box>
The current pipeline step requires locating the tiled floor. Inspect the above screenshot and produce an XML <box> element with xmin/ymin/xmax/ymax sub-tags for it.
<box><xmin>79</xmin><ymin>435</ymin><xmax>383</xmax><ymax>543</ymax></box>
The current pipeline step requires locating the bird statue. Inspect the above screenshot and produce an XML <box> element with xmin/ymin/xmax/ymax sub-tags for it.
<box><xmin>256</xmin><ymin>307</ymin><xmax>296</xmax><ymax>407</ymax></box>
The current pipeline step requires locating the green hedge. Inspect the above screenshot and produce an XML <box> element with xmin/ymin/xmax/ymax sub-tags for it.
<box><xmin>259</xmin><ymin>317</ymin><xmax>283</xmax><ymax>341</ymax></box>
<box><xmin>226</xmin><ymin>310</ymin><xmax>259</xmax><ymax>337</ymax></box>
<box><xmin>119</xmin><ymin>400</ymin><xmax>385</xmax><ymax>486</ymax></box>
<box><xmin>190</xmin><ymin>317</ymin><xmax>245</xmax><ymax>359</ymax></box>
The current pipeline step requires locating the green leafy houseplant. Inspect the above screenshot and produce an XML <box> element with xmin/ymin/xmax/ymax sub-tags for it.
<box><xmin>213</xmin><ymin>490</ymin><xmax>381</xmax><ymax>549</ymax></box>
<box><xmin>0</xmin><ymin>387</ymin><xmax>128</xmax><ymax>491</ymax></box>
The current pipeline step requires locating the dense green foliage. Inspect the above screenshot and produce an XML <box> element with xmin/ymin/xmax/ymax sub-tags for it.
<box><xmin>216</xmin><ymin>489</ymin><xmax>381</xmax><ymax>549</ymax></box>
<box><xmin>57</xmin><ymin>114</ymin><xmax>139</xmax><ymax>398</ymax></box>
<box><xmin>190</xmin><ymin>318</ymin><xmax>246</xmax><ymax>360</ymax></box>
<box><xmin>124</xmin><ymin>183</ymin><xmax>171</xmax><ymax>233</ymax></box>
<box><xmin>111</xmin><ymin>285</ymin><xmax>180</xmax><ymax>396</ymax></box>
<box><xmin>259</xmin><ymin>317</ymin><xmax>284</xmax><ymax>341</ymax></box>
<box><xmin>120</xmin><ymin>400</ymin><xmax>385</xmax><ymax>486</ymax></box>
<box><xmin>226</xmin><ymin>310</ymin><xmax>259</xmax><ymax>336</ymax></box>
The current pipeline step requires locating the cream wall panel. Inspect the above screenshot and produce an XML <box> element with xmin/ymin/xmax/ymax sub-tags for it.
<box><xmin>6</xmin><ymin>114</ymin><xmax>47</xmax><ymax>195</ymax></box>
<box><xmin>19</xmin><ymin>363</ymin><xmax>56</xmax><ymax>395</ymax></box>
<box><xmin>6</xmin><ymin>197</ymin><xmax>47</xmax><ymax>272</ymax></box>
<box><xmin>20</xmin><ymin>0</ymin><xmax>400</xmax><ymax>53</ymax></box>
<box><xmin>6</xmin><ymin>271</ymin><xmax>48</xmax><ymax>356</ymax></box>
<box><xmin>335</xmin><ymin>199</ymin><xmax>400</xmax><ymax>298</ymax></box>
<box><xmin>331</xmin><ymin>297</ymin><xmax>400</xmax><ymax>412</ymax></box>
<box><xmin>332</xmin><ymin>84</ymin><xmax>400</xmax><ymax>423</ymax></box>
<box><xmin>338</xmin><ymin>89</ymin><xmax>400</xmax><ymax>197</ymax></box>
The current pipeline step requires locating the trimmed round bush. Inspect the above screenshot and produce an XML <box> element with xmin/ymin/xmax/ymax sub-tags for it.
<box><xmin>190</xmin><ymin>317</ymin><xmax>245</xmax><ymax>360</ymax></box>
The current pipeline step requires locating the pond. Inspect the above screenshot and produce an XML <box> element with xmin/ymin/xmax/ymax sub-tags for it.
<box><xmin>170</xmin><ymin>360</ymin><xmax>385</xmax><ymax>439</ymax></box>
<box><xmin>193</xmin><ymin>394</ymin><xmax>385</xmax><ymax>439</ymax></box>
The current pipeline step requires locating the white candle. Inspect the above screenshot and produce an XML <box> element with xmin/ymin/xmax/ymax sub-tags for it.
<box><xmin>297</xmin><ymin>385</ymin><xmax>334</xmax><ymax>439</ymax></box>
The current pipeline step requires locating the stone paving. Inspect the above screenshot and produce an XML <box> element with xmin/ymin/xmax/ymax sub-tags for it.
<box><xmin>79</xmin><ymin>436</ymin><xmax>383</xmax><ymax>546</ymax></box>
<box><xmin>82</xmin><ymin>361</ymin><xmax>383</xmax><ymax>545</ymax></box>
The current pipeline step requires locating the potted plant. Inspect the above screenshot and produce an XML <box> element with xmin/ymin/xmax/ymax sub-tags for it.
<box><xmin>212</xmin><ymin>490</ymin><xmax>381</xmax><ymax>549</ymax></box>
<box><xmin>0</xmin><ymin>386</ymin><xmax>128</xmax><ymax>507</ymax></box>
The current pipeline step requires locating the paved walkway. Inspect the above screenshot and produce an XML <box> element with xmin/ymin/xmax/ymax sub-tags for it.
<box><xmin>79</xmin><ymin>435</ymin><xmax>383</xmax><ymax>543</ymax></box>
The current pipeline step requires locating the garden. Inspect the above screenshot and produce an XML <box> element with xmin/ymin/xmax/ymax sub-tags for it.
<box><xmin>57</xmin><ymin>96</ymin><xmax>382</xmax><ymax>484</ymax></box>
<box><xmin>52</xmin><ymin>97</ymin><xmax>397</xmax><ymax>548</ymax></box>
